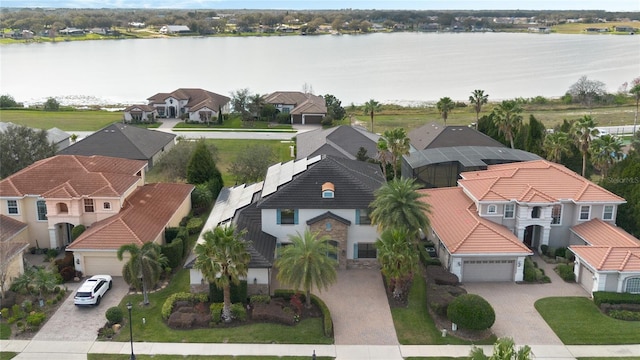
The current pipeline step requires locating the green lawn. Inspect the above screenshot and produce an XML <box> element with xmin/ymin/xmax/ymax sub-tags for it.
<box><xmin>0</xmin><ymin>322</ymin><xmax>10</xmax><ymax>339</ymax></box>
<box><xmin>0</xmin><ymin>352</ymin><xmax>17</xmax><ymax>360</ymax></box>
<box><xmin>89</xmin><ymin>356</ymin><xmax>333</xmax><ymax>360</ymax></box>
<box><xmin>174</xmin><ymin>116</ymin><xmax>293</xmax><ymax>131</ymax></box>
<box><xmin>112</xmin><ymin>269</ymin><xmax>332</xmax><ymax>344</ymax></box>
<box><xmin>535</xmin><ymin>297</ymin><xmax>640</xmax><ymax>344</ymax></box>
<box><xmin>0</xmin><ymin>109</ymin><xmax>121</xmax><ymax>131</ymax></box>
<box><xmin>391</xmin><ymin>273</ymin><xmax>496</xmax><ymax>345</ymax></box>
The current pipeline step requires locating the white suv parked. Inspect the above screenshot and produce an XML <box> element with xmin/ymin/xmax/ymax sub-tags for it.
<box><xmin>74</xmin><ymin>275</ymin><xmax>113</xmax><ymax>306</ymax></box>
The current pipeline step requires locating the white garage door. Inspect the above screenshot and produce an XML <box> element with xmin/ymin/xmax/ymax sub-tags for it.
<box><xmin>462</xmin><ymin>259</ymin><xmax>515</xmax><ymax>282</ymax></box>
<box><xmin>579</xmin><ymin>265</ymin><xmax>595</xmax><ymax>293</ymax></box>
<box><xmin>84</xmin><ymin>256</ymin><xmax>122</xmax><ymax>276</ymax></box>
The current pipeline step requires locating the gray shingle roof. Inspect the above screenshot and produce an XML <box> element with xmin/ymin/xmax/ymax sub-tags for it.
<box><xmin>408</xmin><ymin>122</ymin><xmax>504</xmax><ymax>150</ymax></box>
<box><xmin>296</xmin><ymin>125</ymin><xmax>380</xmax><ymax>160</ymax></box>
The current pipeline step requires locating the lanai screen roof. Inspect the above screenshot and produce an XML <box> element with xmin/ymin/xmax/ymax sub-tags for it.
<box><xmin>405</xmin><ymin>146</ymin><xmax>542</xmax><ymax>169</ymax></box>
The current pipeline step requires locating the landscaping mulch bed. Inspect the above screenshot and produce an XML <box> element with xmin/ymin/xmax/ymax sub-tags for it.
<box><xmin>1</xmin><ymin>288</ymin><xmax>73</xmax><ymax>340</ymax></box>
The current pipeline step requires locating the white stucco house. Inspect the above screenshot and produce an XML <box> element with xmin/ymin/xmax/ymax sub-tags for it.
<box><xmin>124</xmin><ymin>88</ymin><xmax>230</xmax><ymax>123</ymax></box>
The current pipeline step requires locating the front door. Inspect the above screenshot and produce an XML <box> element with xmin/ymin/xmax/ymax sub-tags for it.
<box><xmin>169</xmin><ymin>106</ymin><xmax>176</xmax><ymax>118</ymax></box>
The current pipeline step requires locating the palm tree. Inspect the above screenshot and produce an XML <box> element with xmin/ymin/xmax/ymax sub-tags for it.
<box><xmin>380</xmin><ymin>128</ymin><xmax>411</xmax><ymax>179</ymax></box>
<box><xmin>469</xmin><ymin>89</ymin><xmax>489</xmax><ymax>124</ymax></box>
<box><xmin>572</xmin><ymin>115</ymin><xmax>599</xmax><ymax>177</ymax></box>
<box><xmin>630</xmin><ymin>80</ymin><xmax>640</xmax><ymax>137</ymax></box>
<box><xmin>369</xmin><ymin>177</ymin><xmax>430</xmax><ymax>239</ymax></box>
<box><xmin>543</xmin><ymin>131</ymin><xmax>570</xmax><ymax>163</ymax></box>
<box><xmin>117</xmin><ymin>242</ymin><xmax>168</xmax><ymax>305</ymax></box>
<box><xmin>376</xmin><ymin>137</ymin><xmax>390</xmax><ymax>180</ymax></box>
<box><xmin>436</xmin><ymin>97</ymin><xmax>455</xmax><ymax>126</ymax></box>
<box><xmin>492</xmin><ymin>100</ymin><xmax>523</xmax><ymax>149</ymax></box>
<box><xmin>275</xmin><ymin>230</ymin><xmax>337</xmax><ymax>308</ymax></box>
<box><xmin>363</xmin><ymin>99</ymin><xmax>382</xmax><ymax>133</ymax></box>
<box><xmin>376</xmin><ymin>228</ymin><xmax>418</xmax><ymax>300</ymax></box>
<box><xmin>194</xmin><ymin>225</ymin><xmax>250</xmax><ymax>322</ymax></box>
<box><xmin>590</xmin><ymin>134</ymin><xmax>623</xmax><ymax>178</ymax></box>
<box><xmin>470</xmin><ymin>337</ymin><xmax>532</xmax><ymax>360</ymax></box>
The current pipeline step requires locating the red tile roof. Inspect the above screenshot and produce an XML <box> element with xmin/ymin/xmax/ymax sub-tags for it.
<box><xmin>420</xmin><ymin>187</ymin><xmax>532</xmax><ymax>255</ymax></box>
<box><xmin>66</xmin><ymin>183</ymin><xmax>193</xmax><ymax>251</ymax></box>
<box><xmin>459</xmin><ymin>160</ymin><xmax>624</xmax><ymax>203</ymax></box>
<box><xmin>0</xmin><ymin>155</ymin><xmax>147</xmax><ymax>198</ymax></box>
<box><xmin>572</xmin><ymin>218</ymin><xmax>640</xmax><ymax>247</ymax></box>
<box><xmin>0</xmin><ymin>215</ymin><xmax>28</xmax><ymax>242</ymax></box>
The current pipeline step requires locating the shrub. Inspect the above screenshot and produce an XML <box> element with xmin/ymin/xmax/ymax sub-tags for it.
<box><xmin>426</xmin><ymin>265</ymin><xmax>459</xmax><ymax>285</ymax></box>
<box><xmin>11</xmin><ymin>304</ymin><xmax>23</xmax><ymax>320</ymax></box>
<box><xmin>161</xmin><ymin>238</ymin><xmax>184</xmax><ymax>269</ymax></box>
<box><xmin>0</xmin><ymin>308</ymin><xmax>9</xmax><ymax>319</ymax></box>
<box><xmin>209</xmin><ymin>280</ymin><xmax>247</xmax><ymax>304</ymax></box>
<box><xmin>210</xmin><ymin>303</ymin><xmax>224</xmax><ymax>324</ymax></box>
<box><xmin>276</xmin><ymin>112</ymin><xmax>291</xmax><ymax>124</ymax></box>
<box><xmin>554</xmin><ymin>247</ymin><xmax>567</xmax><ymax>258</ymax></box>
<box><xmin>555</xmin><ymin>264</ymin><xmax>575</xmax><ymax>282</ymax></box>
<box><xmin>186</xmin><ymin>217</ymin><xmax>204</xmax><ymax>235</ymax></box>
<box><xmin>273</xmin><ymin>289</ymin><xmax>333</xmax><ymax>337</ymax></box>
<box><xmin>54</xmin><ymin>252</ymin><xmax>74</xmax><ymax>272</ymax></box>
<box><xmin>162</xmin><ymin>292</ymin><xmax>209</xmax><ymax>320</ymax></box>
<box><xmin>593</xmin><ymin>291</ymin><xmax>640</xmax><ymax>306</ymax></box>
<box><xmin>26</xmin><ymin>312</ymin><xmax>46</xmax><ymax>328</ymax></box>
<box><xmin>71</xmin><ymin>225</ymin><xmax>86</xmax><ymax>240</ymax></box>
<box><xmin>21</xmin><ymin>300</ymin><xmax>33</xmax><ymax>313</ymax></box>
<box><xmin>231</xmin><ymin>303</ymin><xmax>247</xmax><ymax>321</ymax></box>
<box><xmin>106</xmin><ymin>306</ymin><xmax>124</xmax><ymax>325</ymax></box>
<box><xmin>165</xmin><ymin>227</ymin><xmax>180</xmax><ymax>243</ymax></box>
<box><xmin>447</xmin><ymin>294</ymin><xmax>495</xmax><ymax>331</ymax></box>
<box><xmin>290</xmin><ymin>293</ymin><xmax>303</xmax><ymax>315</ymax></box>
<box><xmin>250</xmin><ymin>295</ymin><xmax>270</xmax><ymax>304</ymax></box>
<box><xmin>540</xmin><ymin>244</ymin><xmax>549</xmax><ymax>255</ymax></box>
<box><xmin>523</xmin><ymin>257</ymin><xmax>537</xmax><ymax>282</ymax></box>
<box><xmin>59</xmin><ymin>266</ymin><xmax>76</xmax><ymax>282</ymax></box>
<box><xmin>45</xmin><ymin>248</ymin><xmax>59</xmax><ymax>261</ymax></box>
<box><xmin>609</xmin><ymin>310</ymin><xmax>640</xmax><ymax>321</ymax></box>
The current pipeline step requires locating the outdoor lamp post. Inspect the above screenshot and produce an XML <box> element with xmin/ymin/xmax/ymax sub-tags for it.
<box><xmin>127</xmin><ymin>302</ymin><xmax>136</xmax><ymax>360</ymax></box>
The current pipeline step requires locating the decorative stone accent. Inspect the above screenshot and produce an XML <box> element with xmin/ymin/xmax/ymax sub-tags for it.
<box><xmin>308</xmin><ymin>217</ymin><xmax>349</xmax><ymax>270</ymax></box>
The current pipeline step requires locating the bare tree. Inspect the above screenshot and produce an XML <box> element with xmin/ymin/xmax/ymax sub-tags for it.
<box><xmin>568</xmin><ymin>75</ymin><xmax>606</xmax><ymax>108</ymax></box>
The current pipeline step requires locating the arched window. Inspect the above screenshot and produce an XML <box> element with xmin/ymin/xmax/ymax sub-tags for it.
<box><xmin>625</xmin><ymin>277</ymin><xmax>640</xmax><ymax>294</ymax></box>
<box><xmin>57</xmin><ymin>202</ymin><xmax>68</xmax><ymax>213</ymax></box>
<box><xmin>531</xmin><ymin>206</ymin><xmax>541</xmax><ymax>219</ymax></box>
<box><xmin>322</xmin><ymin>182</ymin><xmax>335</xmax><ymax>198</ymax></box>
<box><xmin>487</xmin><ymin>204</ymin><xmax>497</xmax><ymax>214</ymax></box>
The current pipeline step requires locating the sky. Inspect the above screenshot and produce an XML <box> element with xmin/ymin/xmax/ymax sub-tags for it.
<box><xmin>2</xmin><ymin>0</ymin><xmax>639</xmax><ymax>11</ymax></box>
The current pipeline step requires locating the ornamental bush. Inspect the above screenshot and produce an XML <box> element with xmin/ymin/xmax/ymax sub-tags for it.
<box><xmin>555</xmin><ymin>264</ymin><xmax>575</xmax><ymax>282</ymax></box>
<box><xmin>447</xmin><ymin>294</ymin><xmax>495</xmax><ymax>331</ymax></box>
<box><xmin>105</xmin><ymin>306</ymin><xmax>124</xmax><ymax>325</ymax></box>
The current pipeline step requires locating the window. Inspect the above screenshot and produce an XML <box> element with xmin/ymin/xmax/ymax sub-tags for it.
<box><xmin>277</xmin><ymin>209</ymin><xmax>297</xmax><ymax>225</ymax></box>
<box><xmin>322</xmin><ymin>182</ymin><xmax>334</xmax><ymax>198</ymax></box>
<box><xmin>327</xmin><ymin>240</ymin><xmax>339</xmax><ymax>260</ymax></box>
<box><xmin>325</xmin><ymin>222</ymin><xmax>332</xmax><ymax>231</ymax></box>
<box><xmin>579</xmin><ymin>205</ymin><xmax>590</xmax><ymax>221</ymax></box>
<box><xmin>157</xmin><ymin>107</ymin><xmax>165</xmax><ymax>116</ymax></box>
<box><xmin>487</xmin><ymin>204</ymin><xmax>497</xmax><ymax>214</ymax></box>
<box><xmin>7</xmin><ymin>200</ymin><xmax>18</xmax><ymax>214</ymax></box>
<box><xmin>504</xmin><ymin>204</ymin><xmax>515</xmax><ymax>219</ymax></box>
<box><xmin>531</xmin><ymin>206</ymin><xmax>541</xmax><ymax>219</ymax></box>
<box><xmin>84</xmin><ymin>199</ymin><xmax>95</xmax><ymax>213</ymax></box>
<box><xmin>356</xmin><ymin>243</ymin><xmax>377</xmax><ymax>259</ymax></box>
<box><xmin>322</xmin><ymin>190</ymin><xmax>334</xmax><ymax>198</ymax></box>
<box><xmin>57</xmin><ymin>202</ymin><xmax>68</xmax><ymax>213</ymax></box>
<box><xmin>551</xmin><ymin>204</ymin><xmax>562</xmax><ymax>225</ymax></box>
<box><xmin>626</xmin><ymin>278</ymin><xmax>640</xmax><ymax>294</ymax></box>
<box><xmin>37</xmin><ymin>200</ymin><xmax>47</xmax><ymax>221</ymax></box>
<box><xmin>603</xmin><ymin>205</ymin><xmax>614</xmax><ymax>221</ymax></box>
<box><xmin>356</xmin><ymin>209</ymin><xmax>371</xmax><ymax>225</ymax></box>
<box><xmin>103</xmin><ymin>202</ymin><xmax>111</xmax><ymax>210</ymax></box>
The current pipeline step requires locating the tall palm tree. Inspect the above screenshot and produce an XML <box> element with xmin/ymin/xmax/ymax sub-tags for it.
<box><xmin>590</xmin><ymin>134</ymin><xmax>623</xmax><ymax>178</ymax></box>
<box><xmin>369</xmin><ymin>177</ymin><xmax>430</xmax><ymax>239</ymax></box>
<box><xmin>492</xmin><ymin>100</ymin><xmax>523</xmax><ymax>149</ymax></box>
<box><xmin>117</xmin><ymin>242</ymin><xmax>168</xmax><ymax>305</ymax></box>
<box><xmin>275</xmin><ymin>230</ymin><xmax>338</xmax><ymax>308</ymax></box>
<box><xmin>376</xmin><ymin>228</ymin><xmax>418</xmax><ymax>300</ymax></box>
<box><xmin>363</xmin><ymin>99</ymin><xmax>382</xmax><ymax>133</ymax></box>
<box><xmin>376</xmin><ymin>137</ymin><xmax>390</xmax><ymax>180</ymax></box>
<box><xmin>194</xmin><ymin>225</ymin><xmax>250</xmax><ymax>322</ymax></box>
<box><xmin>572</xmin><ymin>115</ymin><xmax>599</xmax><ymax>177</ymax></box>
<box><xmin>543</xmin><ymin>131</ymin><xmax>570</xmax><ymax>163</ymax></box>
<box><xmin>436</xmin><ymin>97</ymin><xmax>455</xmax><ymax>126</ymax></box>
<box><xmin>381</xmin><ymin>128</ymin><xmax>411</xmax><ymax>179</ymax></box>
<box><xmin>469</xmin><ymin>89</ymin><xmax>489</xmax><ymax>125</ymax></box>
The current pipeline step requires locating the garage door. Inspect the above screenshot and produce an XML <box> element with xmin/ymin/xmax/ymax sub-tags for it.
<box><xmin>462</xmin><ymin>259</ymin><xmax>515</xmax><ymax>282</ymax></box>
<box><xmin>579</xmin><ymin>264</ymin><xmax>595</xmax><ymax>293</ymax></box>
<box><xmin>84</xmin><ymin>256</ymin><xmax>122</xmax><ymax>276</ymax></box>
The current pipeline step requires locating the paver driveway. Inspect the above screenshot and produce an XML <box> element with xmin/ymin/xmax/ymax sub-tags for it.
<box><xmin>463</xmin><ymin>257</ymin><xmax>588</xmax><ymax>345</ymax></box>
<box><xmin>317</xmin><ymin>269</ymin><xmax>399</xmax><ymax>345</ymax></box>
<box><xmin>34</xmin><ymin>277</ymin><xmax>129</xmax><ymax>342</ymax></box>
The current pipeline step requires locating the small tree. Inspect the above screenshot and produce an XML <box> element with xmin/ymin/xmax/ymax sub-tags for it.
<box><xmin>0</xmin><ymin>94</ymin><xmax>21</xmax><ymax>108</ymax></box>
<box><xmin>228</xmin><ymin>144</ymin><xmax>276</xmax><ymax>183</ymax></box>
<box><xmin>106</xmin><ymin>306</ymin><xmax>124</xmax><ymax>325</ymax></box>
<box><xmin>117</xmin><ymin>242</ymin><xmax>168</xmax><ymax>305</ymax></box>
<box><xmin>186</xmin><ymin>140</ymin><xmax>223</xmax><ymax>189</ymax></box>
<box><xmin>43</xmin><ymin>97</ymin><xmax>60</xmax><ymax>111</ymax></box>
<box><xmin>0</xmin><ymin>124</ymin><xmax>56</xmax><ymax>178</ymax></box>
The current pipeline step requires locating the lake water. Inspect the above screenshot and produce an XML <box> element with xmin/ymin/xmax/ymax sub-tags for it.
<box><xmin>0</xmin><ymin>32</ymin><xmax>638</xmax><ymax>106</ymax></box>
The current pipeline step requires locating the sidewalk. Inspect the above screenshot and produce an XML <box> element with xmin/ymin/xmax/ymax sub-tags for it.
<box><xmin>3</xmin><ymin>340</ymin><xmax>640</xmax><ymax>360</ymax></box>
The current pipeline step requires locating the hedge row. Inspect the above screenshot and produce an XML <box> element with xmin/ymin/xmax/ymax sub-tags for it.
<box><xmin>594</xmin><ymin>291</ymin><xmax>640</xmax><ymax>306</ymax></box>
<box><xmin>555</xmin><ymin>264</ymin><xmax>576</xmax><ymax>282</ymax></box>
<box><xmin>209</xmin><ymin>280</ymin><xmax>247</xmax><ymax>304</ymax></box>
<box><xmin>274</xmin><ymin>289</ymin><xmax>333</xmax><ymax>338</ymax></box>
<box><xmin>162</xmin><ymin>292</ymin><xmax>208</xmax><ymax>320</ymax></box>
<box><xmin>161</xmin><ymin>238</ymin><xmax>183</xmax><ymax>269</ymax></box>
<box><xmin>418</xmin><ymin>243</ymin><xmax>441</xmax><ymax>267</ymax></box>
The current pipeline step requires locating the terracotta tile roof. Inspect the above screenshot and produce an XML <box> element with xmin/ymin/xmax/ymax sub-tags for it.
<box><xmin>0</xmin><ymin>215</ymin><xmax>28</xmax><ymax>242</ymax></box>
<box><xmin>0</xmin><ymin>242</ymin><xmax>29</xmax><ymax>268</ymax></box>
<box><xmin>420</xmin><ymin>187</ymin><xmax>532</xmax><ymax>255</ymax></box>
<box><xmin>459</xmin><ymin>160</ymin><xmax>624</xmax><ymax>203</ymax></box>
<box><xmin>0</xmin><ymin>155</ymin><xmax>147</xmax><ymax>198</ymax></box>
<box><xmin>66</xmin><ymin>183</ymin><xmax>193</xmax><ymax>251</ymax></box>
<box><xmin>571</xmin><ymin>246</ymin><xmax>640</xmax><ymax>272</ymax></box>
<box><xmin>572</xmin><ymin>218</ymin><xmax>640</xmax><ymax>247</ymax></box>
<box><xmin>263</xmin><ymin>91</ymin><xmax>327</xmax><ymax>115</ymax></box>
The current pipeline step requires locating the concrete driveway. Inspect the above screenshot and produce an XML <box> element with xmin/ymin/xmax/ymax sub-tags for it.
<box><xmin>34</xmin><ymin>277</ymin><xmax>129</xmax><ymax>342</ymax></box>
<box><xmin>462</xmin><ymin>257</ymin><xmax>588</xmax><ymax>345</ymax></box>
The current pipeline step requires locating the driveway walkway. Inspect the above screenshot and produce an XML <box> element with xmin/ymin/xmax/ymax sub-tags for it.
<box><xmin>33</xmin><ymin>277</ymin><xmax>129</xmax><ymax>342</ymax></box>
<box><xmin>463</xmin><ymin>256</ymin><xmax>588</xmax><ymax>345</ymax></box>
<box><xmin>318</xmin><ymin>269</ymin><xmax>399</xmax><ymax>346</ymax></box>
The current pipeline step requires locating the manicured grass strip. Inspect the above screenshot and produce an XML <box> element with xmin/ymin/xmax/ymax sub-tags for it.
<box><xmin>0</xmin><ymin>109</ymin><xmax>121</xmax><ymax>131</ymax></box>
<box><xmin>174</xmin><ymin>116</ymin><xmax>293</xmax><ymax>130</ymax></box>
<box><xmin>112</xmin><ymin>269</ymin><xmax>331</xmax><ymax>344</ymax></box>
<box><xmin>89</xmin><ymin>355</ymin><xmax>333</xmax><ymax>360</ymax></box>
<box><xmin>0</xmin><ymin>322</ymin><xmax>10</xmax><ymax>339</ymax></box>
<box><xmin>577</xmin><ymin>358</ymin><xmax>640</xmax><ymax>360</ymax></box>
<box><xmin>0</xmin><ymin>352</ymin><xmax>17</xmax><ymax>360</ymax></box>
<box><xmin>391</xmin><ymin>273</ymin><xmax>495</xmax><ymax>345</ymax></box>
<box><xmin>535</xmin><ymin>297</ymin><xmax>640</xmax><ymax>345</ymax></box>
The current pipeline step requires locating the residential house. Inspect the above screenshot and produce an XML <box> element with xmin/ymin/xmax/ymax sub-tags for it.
<box><xmin>295</xmin><ymin>125</ymin><xmax>380</xmax><ymax>160</ymax></box>
<box><xmin>123</xmin><ymin>104</ymin><xmax>158</xmax><ymax>123</ymax></box>
<box><xmin>58</xmin><ymin>123</ymin><xmax>176</xmax><ymax>169</ymax></box>
<box><xmin>263</xmin><ymin>91</ymin><xmax>327</xmax><ymax>125</ymax></box>
<box><xmin>125</xmin><ymin>88</ymin><xmax>230</xmax><ymax>122</ymax></box>
<box><xmin>403</xmin><ymin>122</ymin><xmax>541</xmax><ymax>188</ymax></box>
<box><xmin>421</xmin><ymin>160</ymin><xmax>629</xmax><ymax>285</ymax></box>
<box><xmin>0</xmin><ymin>122</ymin><xmax>70</xmax><ymax>151</ymax></box>
<box><xmin>59</xmin><ymin>28</ymin><xmax>85</xmax><ymax>36</ymax></box>
<box><xmin>159</xmin><ymin>25</ymin><xmax>191</xmax><ymax>34</ymax></box>
<box><xmin>187</xmin><ymin>155</ymin><xmax>385</xmax><ymax>295</ymax></box>
<box><xmin>0</xmin><ymin>215</ymin><xmax>30</xmax><ymax>293</ymax></box>
<box><xmin>67</xmin><ymin>182</ymin><xmax>193</xmax><ymax>276</ymax></box>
